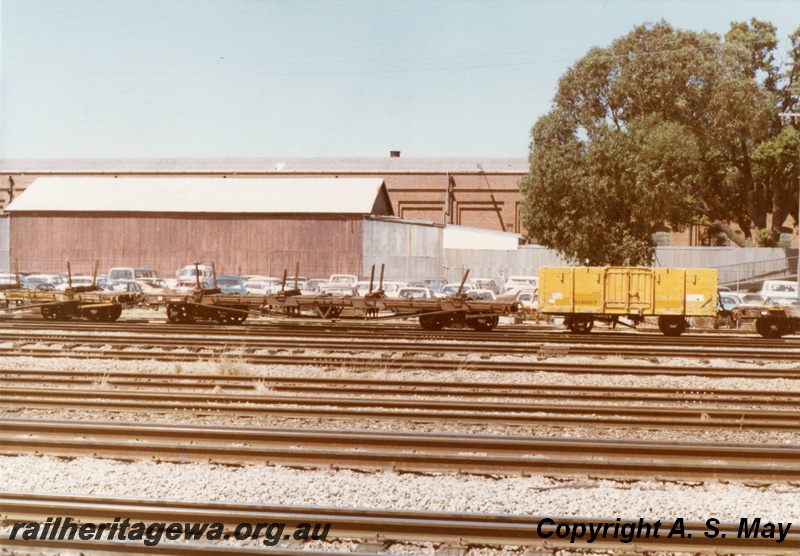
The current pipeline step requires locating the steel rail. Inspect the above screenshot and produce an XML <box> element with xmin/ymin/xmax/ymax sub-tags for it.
<box><xmin>1</xmin><ymin>355</ymin><xmax>799</xmax><ymax>380</ymax></box>
<box><xmin>1</xmin><ymin>318</ymin><xmax>790</xmax><ymax>349</ymax></box>
<box><xmin>3</xmin><ymin>369</ymin><xmax>800</xmax><ymax>407</ymax></box>
<box><xmin>2</xmin><ymin>492</ymin><xmax>799</xmax><ymax>553</ymax></box>
<box><xmin>3</xmin><ymin>322</ymin><xmax>796</xmax><ymax>352</ymax></box>
<box><xmin>2</xmin><ymin>330</ymin><xmax>798</xmax><ymax>360</ymax></box>
<box><xmin>2</xmin><ymin>417</ymin><xmax>800</xmax><ymax>480</ymax></box>
<box><xmin>3</xmin><ymin>387</ymin><xmax>798</xmax><ymax>430</ymax></box>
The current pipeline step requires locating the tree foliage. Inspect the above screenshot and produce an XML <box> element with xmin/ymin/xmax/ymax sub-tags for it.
<box><xmin>520</xmin><ymin>19</ymin><xmax>800</xmax><ymax>265</ymax></box>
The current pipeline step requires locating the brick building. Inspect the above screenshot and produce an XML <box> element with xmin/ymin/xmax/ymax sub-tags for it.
<box><xmin>0</xmin><ymin>156</ymin><xmax>795</xmax><ymax>248</ymax></box>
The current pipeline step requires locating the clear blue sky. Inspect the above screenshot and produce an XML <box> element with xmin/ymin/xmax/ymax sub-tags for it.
<box><xmin>2</xmin><ymin>0</ymin><xmax>799</xmax><ymax>159</ymax></box>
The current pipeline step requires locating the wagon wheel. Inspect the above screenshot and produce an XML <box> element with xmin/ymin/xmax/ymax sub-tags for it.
<box><xmin>327</xmin><ymin>306</ymin><xmax>342</xmax><ymax>319</ymax></box>
<box><xmin>41</xmin><ymin>306</ymin><xmax>58</xmax><ymax>320</ymax></box>
<box><xmin>107</xmin><ymin>305</ymin><xmax>123</xmax><ymax>322</ymax></box>
<box><xmin>658</xmin><ymin>315</ymin><xmax>687</xmax><ymax>337</ymax></box>
<box><xmin>470</xmin><ymin>315</ymin><xmax>499</xmax><ymax>332</ymax></box>
<box><xmin>42</xmin><ymin>305</ymin><xmax>69</xmax><ymax>321</ymax></box>
<box><xmin>230</xmin><ymin>307</ymin><xmax>248</xmax><ymax>324</ymax></box>
<box><xmin>167</xmin><ymin>303</ymin><xmax>195</xmax><ymax>324</ymax></box>
<box><xmin>566</xmin><ymin>316</ymin><xmax>593</xmax><ymax>334</ymax></box>
<box><xmin>755</xmin><ymin>317</ymin><xmax>785</xmax><ymax>339</ymax></box>
<box><xmin>83</xmin><ymin>307</ymin><xmax>110</xmax><ymax>322</ymax></box>
<box><xmin>213</xmin><ymin>309</ymin><xmax>235</xmax><ymax>325</ymax></box>
<box><xmin>419</xmin><ymin>313</ymin><xmax>446</xmax><ymax>331</ymax></box>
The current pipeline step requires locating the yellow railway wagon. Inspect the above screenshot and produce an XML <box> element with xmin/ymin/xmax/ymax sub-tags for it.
<box><xmin>539</xmin><ymin>267</ymin><xmax>717</xmax><ymax>335</ymax></box>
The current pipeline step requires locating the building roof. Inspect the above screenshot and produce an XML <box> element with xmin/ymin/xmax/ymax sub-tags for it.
<box><xmin>6</xmin><ymin>177</ymin><xmax>393</xmax><ymax>215</ymax></box>
<box><xmin>0</xmin><ymin>157</ymin><xmax>528</xmax><ymax>174</ymax></box>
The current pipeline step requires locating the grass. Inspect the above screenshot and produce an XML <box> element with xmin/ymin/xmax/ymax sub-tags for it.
<box><xmin>214</xmin><ymin>352</ymin><xmax>249</xmax><ymax>376</ymax></box>
<box><xmin>91</xmin><ymin>371</ymin><xmax>111</xmax><ymax>389</ymax></box>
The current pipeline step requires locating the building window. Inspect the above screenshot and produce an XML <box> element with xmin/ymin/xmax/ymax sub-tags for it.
<box><xmin>653</xmin><ymin>228</ymin><xmax>670</xmax><ymax>247</ymax></box>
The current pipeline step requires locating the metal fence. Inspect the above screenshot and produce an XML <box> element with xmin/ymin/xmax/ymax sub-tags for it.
<box><xmin>717</xmin><ymin>256</ymin><xmax>798</xmax><ymax>290</ymax></box>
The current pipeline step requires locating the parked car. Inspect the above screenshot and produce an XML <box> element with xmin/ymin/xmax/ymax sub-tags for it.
<box><xmin>718</xmin><ymin>294</ymin><xmax>742</xmax><ymax>312</ymax></box>
<box><xmin>739</xmin><ymin>293</ymin><xmax>766</xmax><ymax>305</ymax></box>
<box><xmin>501</xmin><ymin>275</ymin><xmax>539</xmax><ymax>295</ymax></box>
<box><xmin>244</xmin><ymin>278</ymin><xmax>282</xmax><ymax>295</ymax></box>
<box><xmin>0</xmin><ymin>274</ymin><xmax>27</xmax><ymax>288</ymax></box>
<box><xmin>759</xmin><ymin>280</ymin><xmax>798</xmax><ymax>296</ymax></box>
<box><xmin>356</xmin><ymin>281</ymin><xmax>376</xmax><ymax>296</ymax></box>
<box><xmin>104</xmin><ymin>280</ymin><xmax>144</xmax><ymax>294</ymax></box>
<box><xmin>108</xmin><ymin>267</ymin><xmax>159</xmax><ymax>281</ymax></box>
<box><xmin>396</xmin><ymin>287</ymin><xmax>435</xmax><ymax>299</ymax></box>
<box><xmin>320</xmin><ymin>284</ymin><xmax>359</xmax><ymax>297</ymax></box>
<box><xmin>765</xmin><ymin>295</ymin><xmax>800</xmax><ymax>306</ymax></box>
<box><xmin>207</xmin><ymin>276</ymin><xmax>246</xmax><ymax>294</ymax></box>
<box><xmin>465</xmin><ymin>289</ymin><xmax>496</xmax><ymax>300</ymax></box>
<box><xmin>307</xmin><ymin>278</ymin><xmax>330</xmax><ymax>292</ymax></box>
<box><xmin>25</xmin><ymin>274</ymin><xmax>68</xmax><ymax>291</ymax></box>
<box><xmin>516</xmin><ymin>289</ymin><xmax>538</xmax><ymax>314</ymax></box>
<box><xmin>136</xmin><ymin>277</ymin><xmax>171</xmax><ymax>293</ymax></box>
<box><xmin>176</xmin><ymin>264</ymin><xmax>213</xmax><ymax>282</ymax></box>
<box><xmin>280</xmin><ymin>279</ymin><xmax>315</xmax><ymax>295</ymax></box>
<box><xmin>421</xmin><ymin>278</ymin><xmax>448</xmax><ymax>292</ymax></box>
<box><xmin>468</xmin><ymin>278</ymin><xmax>500</xmax><ymax>294</ymax></box>
<box><xmin>328</xmin><ymin>274</ymin><xmax>357</xmax><ymax>286</ymax></box>
<box><xmin>381</xmin><ymin>281</ymin><xmax>409</xmax><ymax>298</ymax></box>
<box><xmin>436</xmin><ymin>283</ymin><xmax>474</xmax><ymax>298</ymax></box>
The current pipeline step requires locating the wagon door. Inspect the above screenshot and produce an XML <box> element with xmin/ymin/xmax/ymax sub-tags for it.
<box><xmin>539</xmin><ymin>267</ymin><xmax>574</xmax><ymax>314</ymax></box>
<box><xmin>685</xmin><ymin>269</ymin><xmax>717</xmax><ymax>317</ymax></box>
<box><xmin>604</xmin><ymin>268</ymin><xmax>653</xmax><ymax>315</ymax></box>
<box><xmin>654</xmin><ymin>268</ymin><xmax>685</xmax><ymax>315</ymax></box>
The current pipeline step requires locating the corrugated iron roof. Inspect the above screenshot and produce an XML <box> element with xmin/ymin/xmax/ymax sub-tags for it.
<box><xmin>6</xmin><ymin>177</ymin><xmax>390</xmax><ymax>214</ymax></box>
<box><xmin>0</xmin><ymin>157</ymin><xmax>528</xmax><ymax>174</ymax></box>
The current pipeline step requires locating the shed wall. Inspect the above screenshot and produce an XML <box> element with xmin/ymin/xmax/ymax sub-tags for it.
<box><xmin>363</xmin><ymin>219</ymin><xmax>443</xmax><ymax>280</ymax></box>
<box><xmin>10</xmin><ymin>213</ymin><xmax>363</xmax><ymax>277</ymax></box>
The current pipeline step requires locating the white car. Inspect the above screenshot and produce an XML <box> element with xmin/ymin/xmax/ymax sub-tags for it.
<box><xmin>501</xmin><ymin>275</ymin><xmax>539</xmax><ymax>295</ymax></box>
<box><xmin>328</xmin><ymin>274</ymin><xmax>357</xmax><ymax>286</ymax></box>
<box><xmin>244</xmin><ymin>278</ymin><xmax>282</xmax><ymax>295</ymax></box>
<box><xmin>381</xmin><ymin>281</ymin><xmax>409</xmax><ymax>298</ymax></box>
<box><xmin>25</xmin><ymin>274</ymin><xmax>69</xmax><ymax>291</ymax></box>
<box><xmin>320</xmin><ymin>284</ymin><xmax>359</xmax><ymax>297</ymax></box>
<box><xmin>396</xmin><ymin>287</ymin><xmax>435</xmax><ymax>299</ymax></box>
<box><xmin>759</xmin><ymin>280</ymin><xmax>798</xmax><ymax>296</ymax></box>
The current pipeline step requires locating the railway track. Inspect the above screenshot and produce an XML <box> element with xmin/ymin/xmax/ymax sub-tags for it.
<box><xmin>1</xmin><ymin>329</ymin><xmax>799</xmax><ymax>361</ymax></box>
<box><xmin>4</xmin><ymin>368</ymin><xmax>800</xmax><ymax>407</ymax></box>
<box><xmin>2</xmin><ymin>492</ymin><xmax>798</xmax><ymax>554</ymax></box>
<box><xmin>2</xmin><ymin>417</ymin><xmax>799</xmax><ymax>481</ymax></box>
<box><xmin>4</xmin><ymin>386</ymin><xmax>799</xmax><ymax>431</ymax></box>
<box><xmin>2</xmin><ymin>317</ymin><xmax>796</xmax><ymax>350</ymax></box>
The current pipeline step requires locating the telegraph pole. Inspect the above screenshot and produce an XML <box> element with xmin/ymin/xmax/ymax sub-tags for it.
<box><xmin>779</xmin><ymin>111</ymin><xmax>800</xmax><ymax>293</ymax></box>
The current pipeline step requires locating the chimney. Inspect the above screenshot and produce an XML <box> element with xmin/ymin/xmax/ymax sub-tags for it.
<box><xmin>389</xmin><ymin>150</ymin><xmax>401</xmax><ymax>158</ymax></box>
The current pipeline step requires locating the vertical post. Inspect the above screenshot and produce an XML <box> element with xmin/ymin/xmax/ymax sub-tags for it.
<box><xmin>779</xmin><ymin>112</ymin><xmax>800</xmax><ymax>294</ymax></box>
<box><xmin>66</xmin><ymin>260</ymin><xmax>72</xmax><ymax>288</ymax></box>
<box><xmin>194</xmin><ymin>262</ymin><xmax>201</xmax><ymax>289</ymax></box>
<box><xmin>368</xmin><ymin>264</ymin><xmax>375</xmax><ymax>294</ymax></box>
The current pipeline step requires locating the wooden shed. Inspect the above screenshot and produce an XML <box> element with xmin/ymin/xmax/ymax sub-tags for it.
<box><xmin>6</xmin><ymin>177</ymin><xmax>394</xmax><ymax>277</ymax></box>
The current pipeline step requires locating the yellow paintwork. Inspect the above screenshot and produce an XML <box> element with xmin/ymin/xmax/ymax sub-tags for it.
<box><xmin>539</xmin><ymin>266</ymin><xmax>717</xmax><ymax>317</ymax></box>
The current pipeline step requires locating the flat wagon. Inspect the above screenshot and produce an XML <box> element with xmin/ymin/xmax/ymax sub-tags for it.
<box><xmin>538</xmin><ymin>266</ymin><xmax>717</xmax><ymax>336</ymax></box>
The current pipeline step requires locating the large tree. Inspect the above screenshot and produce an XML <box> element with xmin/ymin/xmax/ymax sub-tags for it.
<box><xmin>520</xmin><ymin>19</ymin><xmax>800</xmax><ymax>265</ymax></box>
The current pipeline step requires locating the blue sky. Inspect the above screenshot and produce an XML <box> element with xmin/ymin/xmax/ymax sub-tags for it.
<box><xmin>2</xmin><ymin>0</ymin><xmax>800</xmax><ymax>159</ymax></box>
